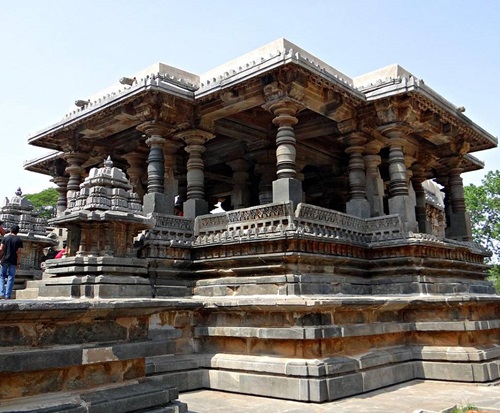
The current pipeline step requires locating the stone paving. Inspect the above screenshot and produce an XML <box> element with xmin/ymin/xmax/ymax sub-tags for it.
<box><xmin>180</xmin><ymin>380</ymin><xmax>500</xmax><ymax>413</ymax></box>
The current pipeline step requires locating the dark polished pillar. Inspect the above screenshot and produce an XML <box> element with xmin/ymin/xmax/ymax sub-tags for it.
<box><xmin>176</xmin><ymin>129</ymin><xmax>214</xmax><ymax>218</ymax></box>
<box><xmin>262</xmin><ymin>98</ymin><xmax>303</xmax><ymax>209</ymax></box>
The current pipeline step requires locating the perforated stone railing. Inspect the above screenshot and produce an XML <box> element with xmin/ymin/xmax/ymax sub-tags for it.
<box><xmin>193</xmin><ymin>202</ymin><xmax>404</xmax><ymax>246</ymax></box>
<box><xmin>144</xmin><ymin>213</ymin><xmax>194</xmax><ymax>248</ymax></box>
<box><xmin>194</xmin><ymin>203</ymin><xmax>295</xmax><ymax>245</ymax></box>
<box><xmin>295</xmin><ymin>203</ymin><xmax>403</xmax><ymax>244</ymax></box>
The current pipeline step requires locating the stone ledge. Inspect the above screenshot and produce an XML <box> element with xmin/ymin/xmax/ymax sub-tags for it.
<box><xmin>0</xmin><ymin>379</ymin><xmax>186</xmax><ymax>413</ymax></box>
<box><xmin>0</xmin><ymin>340</ymin><xmax>173</xmax><ymax>373</ymax></box>
<box><xmin>194</xmin><ymin>319</ymin><xmax>500</xmax><ymax>340</ymax></box>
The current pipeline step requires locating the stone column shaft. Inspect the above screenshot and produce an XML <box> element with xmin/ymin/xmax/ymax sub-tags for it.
<box><xmin>51</xmin><ymin>176</ymin><xmax>69</xmax><ymax>216</ymax></box>
<box><xmin>447</xmin><ymin>168</ymin><xmax>472</xmax><ymax>241</ymax></box>
<box><xmin>380</xmin><ymin>129</ymin><xmax>418</xmax><ymax>232</ymax></box>
<box><xmin>64</xmin><ymin>153</ymin><xmax>88</xmax><ymax>201</ymax></box>
<box><xmin>123</xmin><ymin>152</ymin><xmax>146</xmax><ymax>200</ymax></box>
<box><xmin>344</xmin><ymin>134</ymin><xmax>370</xmax><ymax>218</ymax></box>
<box><xmin>176</xmin><ymin>129</ymin><xmax>214</xmax><ymax>218</ymax></box>
<box><xmin>364</xmin><ymin>154</ymin><xmax>384</xmax><ymax>217</ymax></box>
<box><xmin>228</xmin><ymin>159</ymin><xmax>251</xmax><ymax>210</ymax></box>
<box><xmin>263</xmin><ymin>99</ymin><xmax>303</xmax><ymax>209</ymax></box>
<box><xmin>145</xmin><ymin>135</ymin><xmax>166</xmax><ymax>194</ymax></box>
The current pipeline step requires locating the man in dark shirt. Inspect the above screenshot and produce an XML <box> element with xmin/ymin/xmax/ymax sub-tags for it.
<box><xmin>0</xmin><ymin>225</ymin><xmax>23</xmax><ymax>299</ymax></box>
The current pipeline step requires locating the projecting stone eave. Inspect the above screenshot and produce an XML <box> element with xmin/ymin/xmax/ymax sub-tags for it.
<box><xmin>357</xmin><ymin>70</ymin><xmax>497</xmax><ymax>153</ymax></box>
<box><xmin>195</xmin><ymin>38</ymin><xmax>366</xmax><ymax>103</ymax></box>
<box><xmin>49</xmin><ymin>209</ymin><xmax>155</xmax><ymax>228</ymax></box>
<box><xmin>23</xmin><ymin>150</ymin><xmax>62</xmax><ymax>176</ymax></box>
<box><xmin>461</xmin><ymin>153</ymin><xmax>486</xmax><ymax>174</ymax></box>
<box><xmin>27</xmin><ymin>76</ymin><xmax>196</xmax><ymax>148</ymax></box>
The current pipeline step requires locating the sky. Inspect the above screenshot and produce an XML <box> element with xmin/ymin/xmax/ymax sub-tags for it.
<box><xmin>1</xmin><ymin>0</ymin><xmax>499</xmax><ymax>200</ymax></box>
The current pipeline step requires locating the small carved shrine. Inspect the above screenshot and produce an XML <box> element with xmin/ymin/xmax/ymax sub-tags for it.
<box><xmin>19</xmin><ymin>157</ymin><xmax>154</xmax><ymax>298</ymax></box>
<box><xmin>0</xmin><ymin>188</ymin><xmax>55</xmax><ymax>292</ymax></box>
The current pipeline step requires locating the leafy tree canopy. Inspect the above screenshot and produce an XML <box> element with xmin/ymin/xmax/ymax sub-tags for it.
<box><xmin>464</xmin><ymin>170</ymin><xmax>500</xmax><ymax>261</ymax></box>
<box><xmin>25</xmin><ymin>187</ymin><xmax>58</xmax><ymax>220</ymax></box>
<box><xmin>464</xmin><ymin>170</ymin><xmax>500</xmax><ymax>292</ymax></box>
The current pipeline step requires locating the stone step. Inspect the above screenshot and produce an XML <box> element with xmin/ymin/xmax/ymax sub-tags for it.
<box><xmin>0</xmin><ymin>340</ymin><xmax>175</xmax><ymax>374</ymax></box>
<box><xmin>0</xmin><ymin>379</ymin><xmax>187</xmax><ymax>413</ymax></box>
<box><xmin>15</xmin><ymin>287</ymin><xmax>40</xmax><ymax>299</ymax></box>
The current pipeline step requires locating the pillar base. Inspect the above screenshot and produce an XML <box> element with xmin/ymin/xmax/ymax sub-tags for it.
<box><xmin>389</xmin><ymin>195</ymin><xmax>418</xmax><ymax>232</ymax></box>
<box><xmin>346</xmin><ymin>199</ymin><xmax>371</xmax><ymax>218</ymax></box>
<box><xmin>446</xmin><ymin>211</ymin><xmax>473</xmax><ymax>241</ymax></box>
<box><xmin>272</xmin><ymin>178</ymin><xmax>303</xmax><ymax>210</ymax></box>
<box><xmin>184</xmin><ymin>199</ymin><xmax>208</xmax><ymax>218</ymax></box>
<box><xmin>143</xmin><ymin>192</ymin><xmax>173</xmax><ymax>215</ymax></box>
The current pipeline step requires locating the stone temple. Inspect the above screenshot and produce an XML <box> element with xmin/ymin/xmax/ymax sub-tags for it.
<box><xmin>2</xmin><ymin>39</ymin><xmax>498</xmax><ymax>411</ymax></box>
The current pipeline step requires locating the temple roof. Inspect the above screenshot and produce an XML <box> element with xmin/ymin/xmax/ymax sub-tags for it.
<box><xmin>25</xmin><ymin>38</ymin><xmax>497</xmax><ymax>185</ymax></box>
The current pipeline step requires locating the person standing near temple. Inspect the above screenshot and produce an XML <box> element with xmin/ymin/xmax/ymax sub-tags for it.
<box><xmin>0</xmin><ymin>225</ymin><xmax>23</xmax><ymax>299</ymax></box>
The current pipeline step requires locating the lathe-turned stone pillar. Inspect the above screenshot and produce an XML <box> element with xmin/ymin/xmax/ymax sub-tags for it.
<box><xmin>51</xmin><ymin>175</ymin><xmax>69</xmax><ymax>216</ymax></box>
<box><xmin>381</xmin><ymin>127</ymin><xmax>418</xmax><ymax>232</ymax></box>
<box><xmin>412</xmin><ymin>164</ymin><xmax>432</xmax><ymax>234</ymax></box>
<box><xmin>64</xmin><ymin>152</ymin><xmax>88</xmax><ymax>202</ymax></box>
<box><xmin>176</xmin><ymin>129</ymin><xmax>214</xmax><ymax>218</ymax></box>
<box><xmin>228</xmin><ymin>159</ymin><xmax>251</xmax><ymax>209</ymax></box>
<box><xmin>443</xmin><ymin>165</ymin><xmax>472</xmax><ymax>241</ymax></box>
<box><xmin>137</xmin><ymin>122</ymin><xmax>172</xmax><ymax>215</ymax></box>
<box><xmin>251</xmin><ymin>148</ymin><xmax>276</xmax><ymax>205</ymax></box>
<box><xmin>163</xmin><ymin>141</ymin><xmax>182</xmax><ymax>215</ymax></box>
<box><xmin>123</xmin><ymin>152</ymin><xmax>146</xmax><ymax>201</ymax></box>
<box><xmin>263</xmin><ymin>98</ymin><xmax>303</xmax><ymax>208</ymax></box>
<box><xmin>345</xmin><ymin>134</ymin><xmax>370</xmax><ymax>218</ymax></box>
<box><xmin>364</xmin><ymin>141</ymin><xmax>385</xmax><ymax>217</ymax></box>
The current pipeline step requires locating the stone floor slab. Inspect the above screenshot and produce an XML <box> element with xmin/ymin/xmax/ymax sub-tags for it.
<box><xmin>180</xmin><ymin>380</ymin><xmax>500</xmax><ymax>413</ymax></box>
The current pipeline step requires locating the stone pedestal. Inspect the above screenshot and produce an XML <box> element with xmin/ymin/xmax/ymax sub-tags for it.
<box><xmin>272</xmin><ymin>178</ymin><xmax>302</xmax><ymax>209</ymax></box>
<box><xmin>389</xmin><ymin>195</ymin><xmax>418</xmax><ymax>232</ymax></box>
<box><xmin>346</xmin><ymin>198</ymin><xmax>370</xmax><ymax>218</ymax></box>
<box><xmin>143</xmin><ymin>191</ymin><xmax>171</xmax><ymax>215</ymax></box>
<box><xmin>184</xmin><ymin>198</ymin><xmax>208</xmax><ymax>218</ymax></box>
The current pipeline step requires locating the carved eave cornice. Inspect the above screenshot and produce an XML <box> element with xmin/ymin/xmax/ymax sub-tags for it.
<box><xmin>359</xmin><ymin>76</ymin><xmax>497</xmax><ymax>153</ymax></box>
<box><xmin>23</xmin><ymin>150</ymin><xmax>64</xmax><ymax>176</ymax></box>
<box><xmin>195</xmin><ymin>39</ymin><xmax>365</xmax><ymax>130</ymax></box>
<box><xmin>28</xmin><ymin>77</ymin><xmax>196</xmax><ymax>150</ymax></box>
<box><xmin>196</xmin><ymin>39</ymin><xmax>364</xmax><ymax>100</ymax></box>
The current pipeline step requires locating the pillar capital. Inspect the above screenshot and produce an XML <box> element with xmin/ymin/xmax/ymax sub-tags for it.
<box><xmin>378</xmin><ymin>124</ymin><xmax>411</xmax><ymax>141</ymax></box>
<box><xmin>343</xmin><ymin>132</ymin><xmax>367</xmax><ymax>148</ymax></box>
<box><xmin>175</xmin><ymin>129</ymin><xmax>214</xmax><ymax>145</ymax></box>
<box><xmin>136</xmin><ymin>121</ymin><xmax>174</xmax><ymax>137</ymax></box>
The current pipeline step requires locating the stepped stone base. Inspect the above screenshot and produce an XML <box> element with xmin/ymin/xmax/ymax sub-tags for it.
<box><xmin>143</xmin><ymin>294</ymin><xmax>500</xmax><ymax>402</ymax></box>
<box><xmin>0</xmin><ymin>379</ymin><xmax>187</xmax><ymax>413</ymax></box>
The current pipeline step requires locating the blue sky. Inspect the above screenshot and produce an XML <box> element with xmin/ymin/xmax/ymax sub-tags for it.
<box><xmin>1</xmin><ymin>0</ymin><xmax>499</xmax><ymax>199</ymax></box>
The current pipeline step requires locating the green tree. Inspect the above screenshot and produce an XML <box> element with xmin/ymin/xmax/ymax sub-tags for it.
<box><xmin>25</xmin><ymin>187</ymin><xmax>58</xmax><ymax>220</ymax></box>
<box><xmin>464</xmin><ymin>170</ymin><xmax>500</xmax><ymax>292</ymax></box>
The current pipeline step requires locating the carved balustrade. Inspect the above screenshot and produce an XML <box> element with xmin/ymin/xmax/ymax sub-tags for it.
<box><xmin>193</xmin><ymin>202</ymin><xmax>405</xmax><ymax>246</ymax></box>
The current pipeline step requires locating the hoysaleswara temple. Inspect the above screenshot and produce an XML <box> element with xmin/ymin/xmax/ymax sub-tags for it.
<box><xmin>1</xmin><ymin>39</ymin><xmax>499</xmax><ymax>412</ymax></box>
